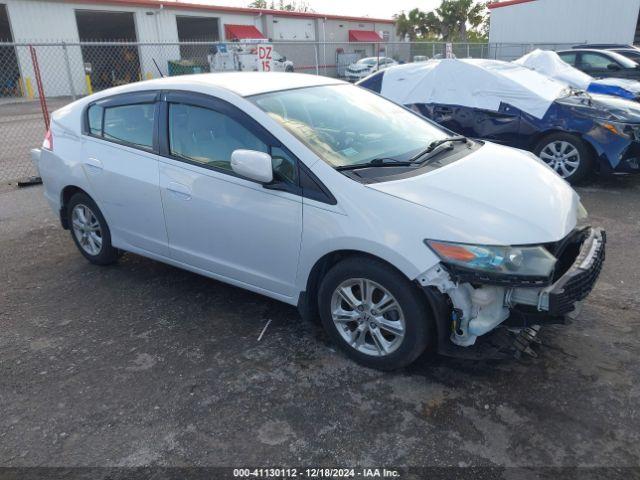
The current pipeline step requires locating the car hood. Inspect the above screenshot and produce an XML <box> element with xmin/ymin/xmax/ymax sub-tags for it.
<box><xmin>365</xmin><ymin>142</ymin><xmax>580</xmax><ymax>245</ymax></box>
<box><xmin>557</xmin><ymin>92</ymin><xmax>640</xmax><ymax>122</ymax></box>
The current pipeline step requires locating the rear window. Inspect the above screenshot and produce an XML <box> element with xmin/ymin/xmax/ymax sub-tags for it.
<box><xmin>102</xmin><ymin>103</ymin><xmax>155</xmax><ymax>150</ymax></box>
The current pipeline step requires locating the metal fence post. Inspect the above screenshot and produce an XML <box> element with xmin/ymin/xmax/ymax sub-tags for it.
<box><xmin>29</xmin><ymin>45</ymin><xmax>50</xmax><ymax>131</ymax></box>
<box><xmin>62</xmin><ymin>42</ymin><xmax>77</xmax><ymax>100</ymax></box>
<box><xmin>314</xmin><ymin>43</ymin><xmax>319</xmax><ymax>75</ymax></box>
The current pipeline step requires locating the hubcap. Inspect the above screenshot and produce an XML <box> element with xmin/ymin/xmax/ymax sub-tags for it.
<box><xmin>71</xmin><ymin>204</ymin><xmax>103</xmax><ymax>256</ymax></box>
<box><xmin>539</xmin><ymin>141</ymin><xmax>581</xmax><ymax>178</ymax></box>
<box><xmin>330</xmin><ymin>278</ymin><xmax>406</xmax><ymax>357</ymax></box>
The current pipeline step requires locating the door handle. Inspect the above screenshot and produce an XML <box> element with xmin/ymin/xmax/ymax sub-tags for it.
<box><xmin>167</xmin><ymin>181</ymin><xmax>192</xmax><ymax>200</ymax></box>
<box><xmin>84</xmin><ymin>157</ymin><xmax>103</xmax><ymax>174</ymax></box>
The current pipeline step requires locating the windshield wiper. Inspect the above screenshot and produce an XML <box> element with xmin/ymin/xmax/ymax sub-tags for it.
<box><xmin>335</xmin><ymin>158</ymin><xmax>413</xmax><ymax>171</ymax></box>
<box><xmin>410</xmin><ymin>136</ymin><xmax>468</xmax><ymax>163</ymax></box>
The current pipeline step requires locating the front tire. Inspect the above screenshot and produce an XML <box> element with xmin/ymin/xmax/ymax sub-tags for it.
<box><xmin>318</xmin><ymin>257</ymin><xmax>433</xmax><ymax>370</ymax></box>
<box><xmin>67</xmin><ymin>192</ymin><xmax>119</xmax><ymax>265</ymax></box>
<box><xmin>534</xmin><ymin>133</ymin><xmax>593</xmax><ymax>184</ymax></box>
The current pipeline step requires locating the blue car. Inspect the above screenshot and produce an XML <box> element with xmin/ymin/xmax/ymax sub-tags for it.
<box><xmin>358</xmin><ymin>59</ymin><xmax>640</xmax><ymax>184</ymax></box>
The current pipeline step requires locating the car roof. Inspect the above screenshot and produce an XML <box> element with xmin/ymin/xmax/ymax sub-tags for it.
<box><xmin>559</xmin><ymin>48</ymin><xmax>615</xmax><ymax>54</ymax></box>
<box><xmin>99</xmin><ymin>72</ymin><xmax>344</xmax><ymax>98</ymax></box>
<box><xmin>572</xmin><ymin>43</ymin><xmax>636</xmax><ymax>49</ymax></box>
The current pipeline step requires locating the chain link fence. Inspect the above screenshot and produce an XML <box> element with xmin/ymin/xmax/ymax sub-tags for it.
<box><xmin>0</xmin><ymin>40</ymin><xmax>576</xmax><ymax>183</ymax></box>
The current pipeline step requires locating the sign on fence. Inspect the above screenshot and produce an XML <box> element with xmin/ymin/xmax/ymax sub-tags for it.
<box><xmin>257</xmin><ymin>44</ymin><xmax>273</xmax><ymax>72</ymax></box>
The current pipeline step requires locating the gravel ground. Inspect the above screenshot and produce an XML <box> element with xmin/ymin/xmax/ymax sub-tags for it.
<box><xmin>1</xmin><ymin>177</ymin><xmax>639</xmax><ymax>476</ymax></box>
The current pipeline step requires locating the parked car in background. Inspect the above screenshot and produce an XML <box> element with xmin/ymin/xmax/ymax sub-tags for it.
<box><xmin>359</xmin><ymin>59</ymin><xmax>640</xmax><ymax>183</ymax></box>
<box><xmin>607</xmin><ymin>48</ymin><xmax>640</xmax><ymax>64</ymax></box>
<box><xmin>557</xmin><ymin>49</ymin><xmax>640</xmax><ymax>80</ymax></box>
<box><xmin>515</xmin><ymin>49</ymin><xmax>640</xmax><ymax>101</ymax></box>
<box><xmin>571</xmin><ymin>44</ymin><xmax>640</xmax><ymax>63</ymax></box>
<box><xmin>30</xmin><ymin>72</ymin><xmax>604</xmax><ymax>370</ymax></box>
<box><xmin>345</xmin><ymin>57</ymin><xmax>398</xmax><ymax>82</ymax></box>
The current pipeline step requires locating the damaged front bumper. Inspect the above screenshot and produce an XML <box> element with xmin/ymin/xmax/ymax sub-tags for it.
<box><xmin>419</xmin><ymin>227</ymin><xmax>606</xmax><ymax>349</ymax></box>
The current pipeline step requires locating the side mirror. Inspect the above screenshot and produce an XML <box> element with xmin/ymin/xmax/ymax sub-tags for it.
<box><xmin>607</xmin><ymin>63</ymin><xmax>621</xmax><ymax>71</ymax></box>
<box><xmin>231</xmin><ymin>149</ymin><xmax>273</xmax><ymax>183</ymax></box>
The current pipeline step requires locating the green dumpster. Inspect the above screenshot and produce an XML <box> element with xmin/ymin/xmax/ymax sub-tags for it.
<box><xmin>167</xmin><ymin>60</ymin><xmax>210</xmax><ymax>76</ymax></box>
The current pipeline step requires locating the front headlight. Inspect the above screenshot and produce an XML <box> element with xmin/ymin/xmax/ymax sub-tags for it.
<box><xmin>425</xmin><ymin>240</ymin><xmax>556</xmax><ymax>278</ymax></box>
<box><xmin>598</xmin><ymin>120</ymin><xmax>640</xmax><ymax>141</ymax></box>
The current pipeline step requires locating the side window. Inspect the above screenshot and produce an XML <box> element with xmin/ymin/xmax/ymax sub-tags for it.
<box><xmin>558</xmin><ymin>52</ymin><xmax>576</xmax><ymax>66</ymax></box>
<box><xmin>580</xmin><ymin>53</ymin><xmax>614</xmax><ymax>69</ymax></box>
<box><xmin>168</xmin><ymin>103</ymin><xmax>268</xmax><ymax>172</ymax></box>
<box><xmin>87</xmin><ymin>104</ymin><xmax>103</xmax><ymax>135</ymax></box>
<box><xmin>103</xmin><ymin>103</ymin><xmax>155</xmax><ymax>150</ymax></box>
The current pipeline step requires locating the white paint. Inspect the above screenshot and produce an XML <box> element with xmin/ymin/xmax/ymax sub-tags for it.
<box><xmin>272</xmin><ymin>16</ymin><xmax>315</xmax><ymax>41</ymax></box>
<box><xmin>36</xmin><ymin>73</ymin><xmax>581</xmax><ymax>345</ymax></box>
<box><xmin>489</xmin><ymin>0</ymin><xmax>640</xmax><ymax>45</ymax></box>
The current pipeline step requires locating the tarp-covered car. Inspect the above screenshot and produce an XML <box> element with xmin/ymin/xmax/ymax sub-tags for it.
<box><xmin>358</xmin><ymin>59</ymin><xmax>640</xmax><ymax>183</ymax></box>
<box><xmin>515</xmin><ymin>49</ymin><xmax>640</xmax><ymax>101</ymax></box>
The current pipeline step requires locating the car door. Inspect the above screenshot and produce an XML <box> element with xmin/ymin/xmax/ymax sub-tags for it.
<box><xmin>82</xmin><ymin>91</ymin><xmax>169</xmax><ymax>256</ymax></box>
<box><xmin>157</xmin><ymin>91</ymin><xmax>303</xmax><ymax>298</ymax></box>
<box><xmin>425</xmin><ymin>103</ymin><xmax>522</xmax><ymax>147</ymax></box>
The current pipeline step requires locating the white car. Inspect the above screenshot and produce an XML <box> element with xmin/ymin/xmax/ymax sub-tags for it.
<box><xmin>32</xmin><ymin>72</ymin><xmax>605</xmax><ymax>370</ymax></box>
<box><xmin>345</xmin><ymin>57</ymin><xmax>398</xmax><ymax>82</ymax></box>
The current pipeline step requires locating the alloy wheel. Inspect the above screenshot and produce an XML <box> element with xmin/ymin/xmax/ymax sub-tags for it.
<box><xmin>71</xmin><ymin>204</ymin><xmax>103</xmax><ymax>256</ymax></box>
<box><xmin>539</xmin><ymin>140</ymin><xmax>581</xmax><ymax>178</ymax></box>
<box><xmin>330</xmin><ymin>278</ymin><xmax>406</xmax><ymax>357</ymax></box>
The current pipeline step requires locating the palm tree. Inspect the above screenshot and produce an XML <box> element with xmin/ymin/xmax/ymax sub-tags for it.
<box><xmin>395</xmin><ymin>8</ymin><xmax>429</xmax><ymax>41</ymax></box>
<box><xmin>433</xmin><ymin>0</ymin><xmax>487</xmax><ymax>42</ymax></box>
<box><xmin>395</xmin><ymin>1</ymin><xmax>488</xmax><ymax>42</ymax></box>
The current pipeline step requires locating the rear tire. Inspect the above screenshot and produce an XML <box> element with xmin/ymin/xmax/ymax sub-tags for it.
<box><xmin>533</xmin><ymin>132</ymin><xmax>593</xmax><ymax>184</ymax></box>
<box><xmin>67</xmin><ymin>192</ymin><xmax>120</xmax><ymax>265</ymax></box>
<box><xmin>318</xmin><ymin>256</ymin><xmax>434</xmax><ymax>370</ymax></box>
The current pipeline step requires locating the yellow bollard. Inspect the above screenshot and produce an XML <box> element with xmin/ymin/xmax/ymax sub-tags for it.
<box><xmin>146</xmin><ymin>72</ymin><xmax>152</xmax><ymax>80</ymax></box>
<box><xmin>17</xmin><ymin>76</ymin><xmax>24</xmax><ymax>97</ymax></box>
<box><xmin>85</xmin><ymin>74</ymin><xmax>93</xmax><ymax>95</ymax></box>
<box><xmin>25</xmin><ymin>77</ymin><xmax>34</xmax><ymax>99</ymax></box>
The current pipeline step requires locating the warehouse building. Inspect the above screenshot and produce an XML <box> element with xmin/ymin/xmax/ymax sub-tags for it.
<box><xmin>0</xmin><ymin>0</ymin><xmax>395</xmax><ymax>97</ymax></box>
<box><xmin>489</xmin><ymin>0</ymin><xmax>640</xmax><ymax>45</ymax></box>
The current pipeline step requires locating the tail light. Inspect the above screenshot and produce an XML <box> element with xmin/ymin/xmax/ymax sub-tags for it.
<box><xmin>42</xmin><ymin>128</ymin><xmax>53</xmax><ymax>151</ymax></box>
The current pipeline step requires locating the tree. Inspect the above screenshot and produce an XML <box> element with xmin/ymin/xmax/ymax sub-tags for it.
<box><xmin>249</xmin><ymin>0</ymin><xmax>312</xmax><ymax>12</ymax></box>
<box><xmin>394</xmin><ymin>0</ymin><xmax>488</xmax><ymax>42</ymax></box>
<box><xmin>394</xmin><ymin>8</ymin><xmax>429</xmax><ymax>41</ymax></box>
<box><xmin>435</xmin><ymin>0</ymin><xmax>487</xmax><ymax>41</ymax></box>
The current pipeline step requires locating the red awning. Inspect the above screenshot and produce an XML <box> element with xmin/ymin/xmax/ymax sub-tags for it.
<box><xmin>348</xmin><ymin>30</ymin><xmax>382</xmax><ymax>42</ymax></box>
<box><xmin>225</xmin><ymin>24</ymin><xmax>266</xmax><ymax>40</ymax></box>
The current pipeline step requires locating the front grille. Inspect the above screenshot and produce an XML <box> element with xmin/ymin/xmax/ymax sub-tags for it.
<box><xmin>548</xmin><ymin>230</ymin><xmax>606</xmax><ymax>315</ymax></box>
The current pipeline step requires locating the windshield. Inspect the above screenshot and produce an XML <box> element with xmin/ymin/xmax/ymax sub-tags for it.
<box><xmin>251</xmin><ymin>85</ymin><xmax>450</xmax><ymax>168</ymax></box>
<box><xmin>358</xmin><ymin>58</ymin><xmax>377</xmax><ymax>65</ymax></box>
